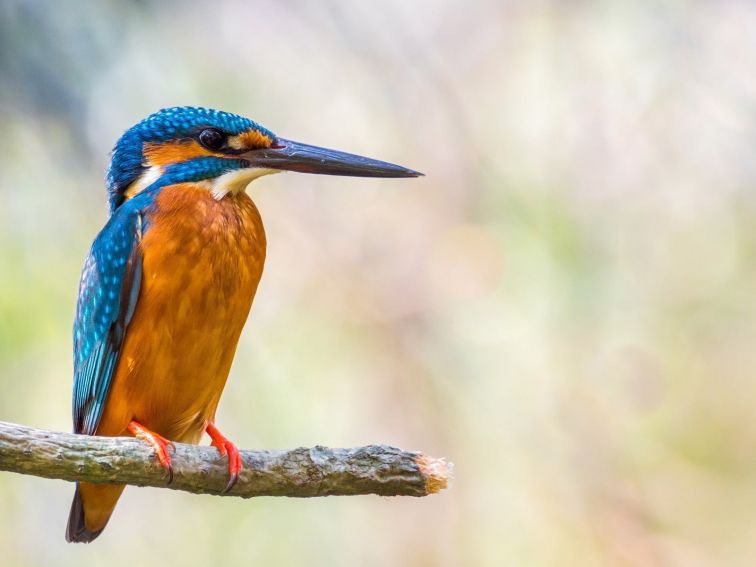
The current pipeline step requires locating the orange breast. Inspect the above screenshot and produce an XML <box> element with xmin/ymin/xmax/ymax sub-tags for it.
<box><xmin>95</xmin><ymin>183</ymin><xmax>266</xmax><ymax>443</ymax></box>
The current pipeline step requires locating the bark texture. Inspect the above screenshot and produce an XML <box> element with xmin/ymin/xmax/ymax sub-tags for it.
<box><xmin>0</xmin><ymin>421</ymin><xmax>450</xmax><ymax>498</ymax></box>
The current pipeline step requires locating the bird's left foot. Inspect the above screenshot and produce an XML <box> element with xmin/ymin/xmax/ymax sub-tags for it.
<box><xmin>127</xmin><ymin>420</ymin><xmax>176</xmax><ymax>483</ymax></box>
<box><xmin>205</xmin><ymin>422</ymin><xmax>242</xmax><ymax>493</ymax></box>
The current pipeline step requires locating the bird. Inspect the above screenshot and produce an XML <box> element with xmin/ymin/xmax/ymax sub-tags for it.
<box><xmin>66</xmin><ymin>106</ymin><xmax>421</xmax><ymax>543</ymax></box>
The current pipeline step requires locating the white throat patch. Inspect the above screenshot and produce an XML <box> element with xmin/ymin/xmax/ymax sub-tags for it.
<box><xmin>122</xmin><ymin>165</ymin><xmax>280</xmax><ymax>203</ymax></box>
<box><xmin>210</xmin><ymin>168</ymin><xmax>281</xmax><ymax>200</ymax></box>
<box><xmin>124</xmin><ymin>166</ymin><xmax>163</xmax><ymax>200</ymax></box>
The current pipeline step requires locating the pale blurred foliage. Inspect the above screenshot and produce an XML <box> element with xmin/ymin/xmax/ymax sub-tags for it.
<box><xmin>1</xmin><ymin>0</ymin><xmax>756</xmax><ymax>565</ymax></box>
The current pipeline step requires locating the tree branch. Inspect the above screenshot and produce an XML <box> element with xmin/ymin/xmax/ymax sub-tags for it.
<box><xmin>0</xmin><ymin>421</ymin><xmax>450</xmax><ymax>498</ymax></box>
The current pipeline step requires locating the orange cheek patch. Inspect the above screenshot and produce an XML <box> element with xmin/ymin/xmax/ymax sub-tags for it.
<box><xmin>143</xmin><ymin>140</ymin><xmax>218</xmax><ymax>167</ymax></box>
<box><xmin>230</xmin><ymin>129</ymin><xmax>273</xmax><ymax>150</ymax></box>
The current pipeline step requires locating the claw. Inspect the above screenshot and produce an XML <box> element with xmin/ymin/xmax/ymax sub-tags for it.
<box><xmin>127</xmin><ymin>420</ymin><xmax>175</xmax><ymax>484</ymax></box>
<box><xmin>206</xmin><ymin>422</ymin><xmax>242</xmax><ymax>493</ymax></box>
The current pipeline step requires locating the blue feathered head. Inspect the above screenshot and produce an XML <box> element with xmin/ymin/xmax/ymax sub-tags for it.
<box><xmin>105</xmin><ymin>107</ymin><xmax>275</xmax><ymax>213</ymax></box>
<box><xmin>104</xmin><ymin>106</ymin><xmax>421</xmax><ymax>213</ymax></box>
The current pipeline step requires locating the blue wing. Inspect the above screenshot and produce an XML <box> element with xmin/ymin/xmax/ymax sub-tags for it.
<box><xmin>72</xmin><ymin>206</ymin><xmax>144</xmax><ymax>435</ymax></box>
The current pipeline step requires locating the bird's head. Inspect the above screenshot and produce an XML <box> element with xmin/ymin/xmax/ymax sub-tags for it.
<box><xmin>106</xmin><ymin>106</ymin><xmax>421</xmax><ymax>213</ymax></box>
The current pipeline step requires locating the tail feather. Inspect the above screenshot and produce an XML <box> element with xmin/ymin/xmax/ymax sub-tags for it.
<box><xmin>66</xmin><ymin>482</ymin><xmax>124</xmax><ymax>543</ymax></box>
<box><xmin>66</xmin><ymin>484</ymin><xmax>105</xmax><ymax>543</ymax></box>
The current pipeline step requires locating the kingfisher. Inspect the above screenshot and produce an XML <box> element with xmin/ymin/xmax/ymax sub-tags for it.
<box><xmin>65</xmin><ymin>106</ymin><xmax>421</xmax><ymax>543</ymax></box>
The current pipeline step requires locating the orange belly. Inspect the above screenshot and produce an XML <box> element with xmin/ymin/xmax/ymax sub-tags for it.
<box><xmin>94</xmin><ymin>183</ymin><xmax>266</xmax><ymax>443</ymax></box>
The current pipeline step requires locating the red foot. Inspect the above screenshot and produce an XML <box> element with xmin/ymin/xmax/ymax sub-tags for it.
<box><xmin>205</xmin><ymin>422</ymin><xmax>242</xmax><ymax>493</ymax></box>
<box><xmin>127</xmin><ymin>420</ymin><xmax>176</xmax><ymax>483</ymax></box>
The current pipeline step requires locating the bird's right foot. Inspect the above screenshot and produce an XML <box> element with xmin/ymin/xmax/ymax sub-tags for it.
<box><xmin>205</xmin><ymin>421</ymin><xmax>242</xmax><ymax>493</ymax></box>
<box><xmin>127</xmin><ymin>420</ymin><xmax>176</xmax><ymax>483</ymax></box>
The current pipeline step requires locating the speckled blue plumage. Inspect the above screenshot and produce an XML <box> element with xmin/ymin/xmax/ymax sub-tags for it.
<box><xmin>106</xmin><ymin>106</ymin><xmax>274</xmax><ymax>213</ymax></box>
<box><xmin>73</xmin><ymin>194</ymin><xmax>144</xmax><ymax>435</ymax></box>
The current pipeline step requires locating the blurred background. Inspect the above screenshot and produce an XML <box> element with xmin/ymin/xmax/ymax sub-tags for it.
<box><xmin>1</xmin><ymin>0</ymin><xmax>755</xmax><ymax>565</ymax></box>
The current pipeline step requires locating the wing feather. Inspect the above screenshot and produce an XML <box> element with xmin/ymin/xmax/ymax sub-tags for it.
<box><xmin>72</xmin><ymin>209</ymin><xmax>143</xmax><ymax>435</ymax></box>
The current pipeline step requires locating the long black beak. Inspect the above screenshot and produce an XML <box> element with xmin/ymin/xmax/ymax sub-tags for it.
<box><xmin>241</xmin><ymin>138</ymin><xmax>423</xmax><ymax>178</ymax></box>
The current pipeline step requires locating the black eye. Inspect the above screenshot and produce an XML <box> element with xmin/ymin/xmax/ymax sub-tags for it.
<box><xmin>198</xmin><ymin>128</ymin><xmax>226</xmax><ymax>150</ymax></box>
